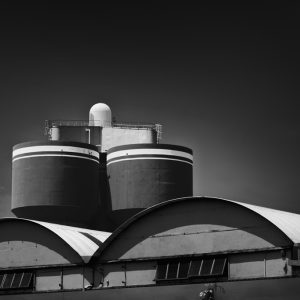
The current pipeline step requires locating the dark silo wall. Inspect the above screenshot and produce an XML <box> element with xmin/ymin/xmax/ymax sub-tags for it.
<box><xmin>12</xmin><ymin>141</ymin><xmax>100</xmax><ymax>228</ymax></box>
<box><xmin>107</xmin><ymin>144</ymin><xmax>193</xmax><ymax>227</ymax></box>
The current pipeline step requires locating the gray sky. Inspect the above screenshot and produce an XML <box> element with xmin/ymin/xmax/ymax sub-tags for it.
<box><xmin>0</xmin><ymin>3</ymin><xmax>299</xmax><ymax>217</ymax></box>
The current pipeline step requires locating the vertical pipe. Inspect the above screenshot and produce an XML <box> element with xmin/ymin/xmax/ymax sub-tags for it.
<box><xmin>85</xmin><ymin>128</ymin><xmax>91</xmax><ymax>144</ymax></box>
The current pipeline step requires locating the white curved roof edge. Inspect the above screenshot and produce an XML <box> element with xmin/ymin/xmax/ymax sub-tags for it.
<box><xmin>1</xmin><ymin>218</ymin><xmax>111</xmax><ymax>263</ymax></box>
<box><xmin>195</xmin><ymin>196</ymin><xmax>300</xmax><ymax>245</ymax></box>
<box><xmin>96</xmin><ymin>196</ymin><xmax>300</xmax><ymax>258</ymax></box>
<box><xmin>128</xmin><ymin>196</ymin><xmax>300</xmax><ymax>245</ymax></box>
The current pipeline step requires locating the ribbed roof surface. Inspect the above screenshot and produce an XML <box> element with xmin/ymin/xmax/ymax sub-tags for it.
<box><xmin>33</xmin><ymin>220</ymin><xmax>111</xmax><ymax>263</ymax></box>
<box><xmin>2</xmin><ymin>218</ymin><xmax>111</xmax><ymax>263</ymax></box>
<box><xmin>232</xmin><ymin>200</ymin><xmax>300</xmax><ymax>244</ymax></box>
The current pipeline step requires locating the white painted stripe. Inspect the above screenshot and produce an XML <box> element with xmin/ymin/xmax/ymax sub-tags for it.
<box><xmin>107</xmin><ymin>148</ymin><xmax>193</xmax><ymax>161</ymax></box>
<box><xmin>107</xmin><ymin>157</ymin><xmax>193</xmax><ymax>166</ymax></box>
<box><xmin>13</xmin><ymin>154</ymin><xmax>99</xmax><ymax>163</ymax></box>
<box><xmin>13</xmin><ymin>145</ymin><xmax>99</xmax><ymax>159</ymax></box>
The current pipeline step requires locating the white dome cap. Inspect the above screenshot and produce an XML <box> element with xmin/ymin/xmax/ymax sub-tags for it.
<box><xmin>89</xmin><ymin>103</ymin><xmax>112</xmax><ymax>127</ymax></box>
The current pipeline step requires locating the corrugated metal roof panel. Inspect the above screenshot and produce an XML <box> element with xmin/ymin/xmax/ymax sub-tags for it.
<box><xmin>2</xmin><ymin>218</ymin><xmax>111</xmax><ymax>263</ymax></box>
<box><xmin>234</xmin><ymin>201</ymin><xmax>300</xmax><ymax>244</ymax></box>
<box><xmin>32</xmin><ymin>220</ymin><xmax>111</xmax><ymax>263</ymax></box>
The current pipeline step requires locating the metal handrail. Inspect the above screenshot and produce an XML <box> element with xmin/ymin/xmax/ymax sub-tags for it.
<box><xmin>44</xmin><ymin>120</ymin><xmax>162</xmax><ymax>142</ymax></box>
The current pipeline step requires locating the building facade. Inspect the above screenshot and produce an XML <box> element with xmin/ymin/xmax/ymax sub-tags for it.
<box><xmin>1</xmin><ymin>104</ymin><xmax>300</xmax><ymax>299</ymax></box>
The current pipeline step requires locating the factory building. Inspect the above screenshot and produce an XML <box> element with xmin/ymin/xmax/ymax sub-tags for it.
<box><xmin>1</xmin><ymin>103</ymin><xmax>300</xmax><ymax>299</ymax></box>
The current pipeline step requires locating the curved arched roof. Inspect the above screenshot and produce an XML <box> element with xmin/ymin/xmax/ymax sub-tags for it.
<box><xmin>0</xmin><ymin>218</ymin><xmax>111</xmax><ymax>263</ymax></box>
<box><xmin>96</xmin><ymin>197</ymin><xmax>300</xmax><ymax>257</ymax></box>
<box><xmin>236</xmin><ymin>201</ymin><xmax>300</xmax><ymax>244</ymax></box>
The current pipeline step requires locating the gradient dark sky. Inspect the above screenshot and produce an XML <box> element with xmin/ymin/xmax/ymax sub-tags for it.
<box><xmin>0</xmin><ymin>3</ymin><xmax>299</xmax><ymax>217</ymax></box>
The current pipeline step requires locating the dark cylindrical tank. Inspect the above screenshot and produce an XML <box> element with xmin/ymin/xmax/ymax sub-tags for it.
<box><xmin>107</xmin><ymin>144</ymin><xmax>193</xmax><ymax>227</ymax></box>
<box><xmin>12</xmin><ymin>141</ymin><xmax>100</xmax><ymax>228</ymax></box>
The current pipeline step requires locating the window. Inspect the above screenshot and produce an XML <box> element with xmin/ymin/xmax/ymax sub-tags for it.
<box><xmin>189</xmin><ymin>260</ymin><xmax>202</xmax><ymax>276</ymax></box>
<box><xmin>0</xmin><ymin>272</ymin><xmax>33</xmax><ymax>290</ymax></box>
<box><xmin>166</xmin><ymin>262</ymin><xmax>178</xmax><ymax>279</ymax></box>
<box><xmin>156</xmin><ymin>257</ymin><xmax>227</xmax><ymax>281</ymax></box>
<box><xmin>156</xmin><ymin>264</ymin><xmax>168</xmax><ymax>280</ymax></box>
<box><xmin>178</xmin><ymin>261</ymin><xmax>190</xmax><ymax>278</ymax></box>
<box><xmin>212</xmin><ymin>257</ymin><xmax>227</xmax><ymax>275</ymax></box>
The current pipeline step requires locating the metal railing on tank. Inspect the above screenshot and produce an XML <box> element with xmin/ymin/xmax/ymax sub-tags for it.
<box><xmin>45</xmin><ymin>120</ymin><xmax>162</xmax><ymax>143</ymax></box>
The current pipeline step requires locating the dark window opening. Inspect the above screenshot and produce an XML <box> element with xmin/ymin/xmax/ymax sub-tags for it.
<box><xmin>2</xmin><ymin>274</ymin><xmax>14</xmax><ymax>289</ymax></box>
<box><xmin>156</xmin><ymin>257</ymin><xmax>227</xmax><ymax>281</ymax></box>
<box><xmin>189</xmin><ymin>260</ymin><xmax>202</xmax><ymax>276</ymax></box>
<box><xmin>0</xmin><ymin>275</ymin><xmax>4</xmax><ymax>287</ymax></box>
<box><xmin>212</xmin><ymin>257</ymin><xmax>227</xmax><ymax>275</ymax></box>
<box><xmin>178</xmin><ymin>261</ymin><xmax>190</xmax><ymax>278</ymax></box>
<box><xmin>20</xmin><ymin>273</ymin><xmax>33</xmax><ymax>288</ymax></box>
<box><xmin>0</xmin><ymin>272</ymin><xmax>33</xmax><ymax>290</ymax></box>
<box><xmin>11</xmin><ymin>273</ymin><xmax>23</xmax><ymax>288</ymax></box>
<box><xmin>200</xmin><ymin>258</ymin><xmax>214</xmax><ymax>276</ymax></box>
<box><xmin>156</xmin><ymin>264</ymin><xmax>168</xmax><ymax>280</ymax></box>
<box><xmin>166</xmin><ymin>262</ymin><xmax>178</xmax><ymax>279</ymax></box>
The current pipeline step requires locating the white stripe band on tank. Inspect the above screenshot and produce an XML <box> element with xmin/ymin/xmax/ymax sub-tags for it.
<box><xmin>107</xmin><ymin>157</ymin><xmax>193</xmax><ymax>166</ymax></box>
<box><xmin>13</xmin><ymin>154</ymin><xmax>99</xmax><ymax>163</ymax></box>
<box><xmin>13</xmin><ymin>145</ymin><xmax>100</xmax><ymax>159</ymax></box>
<box><xmin>107</xmin><ymin>148</ymin><xmax>193</xmax><ymax>161</ymax></box>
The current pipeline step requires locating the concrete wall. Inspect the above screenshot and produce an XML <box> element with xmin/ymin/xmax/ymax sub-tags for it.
<box><xmin>229</xmin><ymin>250</ymin><xmax>291</xmax><ymax>279</ymax></box>
<box><xmin>35</xmin><ymin>267</ymin><xmax>93</xmax><ymax>291</ymax></box>
<box><xmin>3</xmin><ymin>277</ymin><xmax>300</xmax><ymax>300</ymax></box>
<box><xmin>96</xmin><ymin>250</ymin><xmax>292</xmax><ymax>288</ymax></box>
<box><xmin>102</xmin><ymin>128</ymin><xmax>156</xmax><ymax>151</ymax></box>
<box><xmin>99</xmin><ymin>261</ymin><xmax>156</xmax><ymax>288</ymax></box>
<box><xmin>48</xmin><ymin>126</ymin><xmax>156</xmax><ymax>151</ymax></box>
<box><xmin>50</xmin><ymin>126</ymin><xmax>101</xmax><ymax>146</ymax></box>
<box><xmin>101</xmin><ymin>263</ymin><xmax>125</xmax><ymax>288</ymax></box>
<box><xmin>126</xmin><ymin>262</ymin><xmax>156</xmax><ymax>286</ymax></box>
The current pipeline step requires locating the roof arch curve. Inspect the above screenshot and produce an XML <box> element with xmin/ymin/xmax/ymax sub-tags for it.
<box><xmin>93</xmin><ymin>197</ymin><xmax>300</xmax><ymax>261</ymax></box>
<box><xmin>0</xmin><ymin>218</ymin><xmax>111</xmax><ymax>264</ymax></box>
